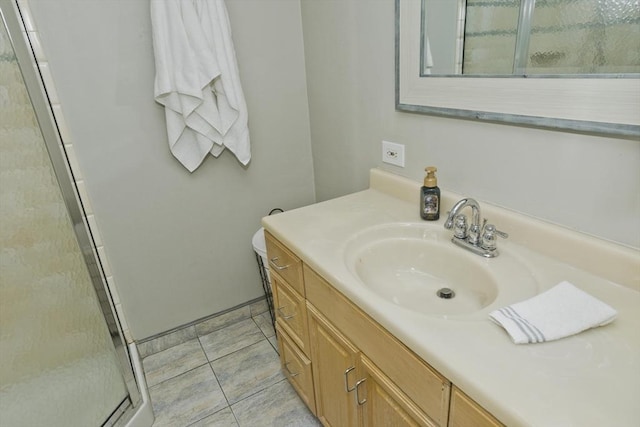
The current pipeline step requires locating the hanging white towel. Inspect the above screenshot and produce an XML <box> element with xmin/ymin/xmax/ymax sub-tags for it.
<box><xmin>489</xmin><ymin>281</ymin><xmax>617</xmax><ymax>344</ymax></box>
<box><xmin>150</xmin><ymin>0</ymin><xmax>250</xmax><ymax>172</ymax></box>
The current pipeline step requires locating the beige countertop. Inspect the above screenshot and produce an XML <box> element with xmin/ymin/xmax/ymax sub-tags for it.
<box><xmin>262</xmin><ymin>168</ymin><xmax>640</xmax><ymax>427</ymax></box>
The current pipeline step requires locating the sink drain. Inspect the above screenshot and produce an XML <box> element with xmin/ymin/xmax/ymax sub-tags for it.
<box><xmin>436</xmin><ymin>288</ymin><xmax>455</xmax><ymax>299</ymax></box>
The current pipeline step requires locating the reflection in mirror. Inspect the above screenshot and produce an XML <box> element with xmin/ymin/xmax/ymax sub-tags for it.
<box><xmin>422</xmin><ymin>0</ymin><xmax>640</xmax><ymax>76</ymax></box>
<box><xmin>397</xmin><ymin>0</ymin><xmax>640</xmax><ymax>136</ymax></box>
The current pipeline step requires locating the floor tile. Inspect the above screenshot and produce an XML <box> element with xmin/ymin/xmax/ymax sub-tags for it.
<box><xmin>211</xmin><ymin>340</ymin><xmax>284</xmax><ymax>405</ymax></box>
<box><xmin>149</xmin><ymin>364</ymin><xmax>227</xmax><ymax>427</ymax></box>
<box><xmin>249</xmin><ymin>299</ymin><xmax>269</xmax><ymax>317</ymax></box>
<box><xmin>195</xmin><ymin>306</ymin><xmax>251</xmax><ymax>337</ymax></box>
<box><xmin>144</xmin><ymin>306</ymin><xmax>322</xmax><ymax>427</ymax></box>
<box><xmin>143</xmin><ymin>339</ymin><xmax>208</xmax><ymax>387</ymax></box>
<box><xmin>253</xmin><ymin>312</ymin><xmax>275</xmax><ymax>338</ymax></box>
<box><xmin>188</xmin><ymin>407</ymin><xmax>238</xmax><ymax>427</ymax></box>
<box><xmin>231</xmin><ymin>379</ymin><xmax>320</xmax><ymax>427</ymax></box>
<box><xmin>139</xmin><ymin>325</ymin><xmax>197</xmax><ymax>358</ymax></box>
<box><xmin>199</xmin><ymin>318</ymin><xmax>265</xmax><ymax>361</ymax></box>
<box><xmin>267</xmin><ymin>336</ymin><xmax>279</xmax><ymax>354</ymax></box>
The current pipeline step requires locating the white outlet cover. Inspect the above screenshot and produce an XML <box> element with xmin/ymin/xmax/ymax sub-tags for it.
<box><xmin>382</xmin><ymin>140</ymin><xmax>405</xmax><ymax>167</ymax></box>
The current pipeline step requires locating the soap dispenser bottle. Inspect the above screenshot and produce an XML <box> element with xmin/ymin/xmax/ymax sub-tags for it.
<box><xmin>420</xmin><ymin>166</ymin><xmax>440</xmax><ymax>220</ymax></box>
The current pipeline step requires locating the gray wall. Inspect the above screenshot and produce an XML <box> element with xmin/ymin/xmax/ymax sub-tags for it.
<box><xmin>29</xmin><ymin>0</ymin><xmax>315</xmax><ymax>339</ymax></box>
<box><xmin>27</xmin><ymin>0</ymin><xmax>639</xmax><ymax>339</ymax></box>
<box><xmin>301</xmin><ymin>0</ymin><xmax>640</xmax><ymax>249</ymax></box>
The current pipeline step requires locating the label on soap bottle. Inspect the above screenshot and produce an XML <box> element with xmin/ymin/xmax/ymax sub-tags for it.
<box><xmin>424</xmin><ymin>194</ymin><xmax>439</xmax><ymax>215</ymax></box>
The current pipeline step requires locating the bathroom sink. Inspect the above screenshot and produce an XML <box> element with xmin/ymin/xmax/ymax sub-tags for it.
<box><xmin>343</xmin><ymin>223</ymin><xmax>539</xmax><ymax>319</ymax></box>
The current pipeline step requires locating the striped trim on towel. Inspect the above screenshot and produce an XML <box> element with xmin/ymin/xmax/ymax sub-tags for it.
<box><xmin>497</xmin><ymin>307</ymin><xmax>546</xmax><ymax>343</ymax></box>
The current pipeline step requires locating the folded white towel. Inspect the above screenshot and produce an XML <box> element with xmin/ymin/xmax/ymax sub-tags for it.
<box><xmin>489</xmin><ymin>281</ymin><xmax>617</xmax><ymax>344</ymax></box>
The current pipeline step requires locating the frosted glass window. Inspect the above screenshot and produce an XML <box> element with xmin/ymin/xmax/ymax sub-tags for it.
<box><xmin>458</xmin><ymin>0</ymin><xmax>640</xmax><ymax>75</ymax></box>
<box><xmin>527</xmin><ymin>0</ymin><xmax>640</xmax><ymax>74</ymax></box>
<box><xmin>463</xmin><ymin>0</ymin><xmax>520</xmax><ymax>74</ymax></box>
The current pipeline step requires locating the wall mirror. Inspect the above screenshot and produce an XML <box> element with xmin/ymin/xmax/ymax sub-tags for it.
<box><xmin>396</xmin><ymin>0</ymin><xmax>640</xmax><ymax>136</ymax></box>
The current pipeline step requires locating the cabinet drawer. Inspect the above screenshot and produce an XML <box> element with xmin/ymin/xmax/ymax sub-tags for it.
<box><xmin>273</xmin><ymin>274</ymin><xmax>310</xmax><ymax>355</ymax></box>
<box><xmin>265</xmin><ymin>231</ymin><xmax>304</xmax><ymax>296</ymax></box>
<box><xmin>449</xmin><ymin>387</ymin><xmax>503</xmax><ymax>427</ymax></box>
<box><xmin>276</xmin><ymin>323</ymin><xmax>316</xmax><ymax>415</ymax></box>
<box><xmin>304</xmin><ymin>265</ymin><xmax>451</xmax><ymax>427</ymax></box>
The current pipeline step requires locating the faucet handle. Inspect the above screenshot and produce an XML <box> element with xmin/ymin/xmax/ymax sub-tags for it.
<box><xmin>453</xmin><ymin>215</ymin><xmax>468</xmax><ymax>239</ymax></box>
<box><xmin>481</xmin><ymin>224</ymin><xmax>508</xmax><ymax>251</ymax></box>
<box><xmin>496</xmin><ymin>227</ymin><xmax>508</xmax><ymax>239</ymax></box>
<box><xmin>488</xmin><ymin>224</ymin><xmax>508</xmax><ymax>239</ymax></box>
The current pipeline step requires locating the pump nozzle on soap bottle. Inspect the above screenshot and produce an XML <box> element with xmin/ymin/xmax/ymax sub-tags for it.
<box><xmin>420</xmin><ymin>166</ymin><xmax>440</xmax><ymax>221</ymax></box>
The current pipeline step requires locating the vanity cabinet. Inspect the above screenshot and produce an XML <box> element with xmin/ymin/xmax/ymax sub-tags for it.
<box><xmin>265</xmin><ymin>232</ymin><xmax>503</xmax><ymax>427</ymax></box>
<box><xmin>264</xmin><ymin>230</ymin><xmax>304</xmax><ymax>295</ymax></box>
<box><xmin>308</xmin><ymin>304</ymin><xmax>359</xmax><ymax>427</ymax></box>
<box><xmin>305</xmin><ymin>265</ymin><xmax>450</xmax><ymax>427</ymax></box>
<box><xmin>275</xmin><ymin>322</ymin><xmax>315</xmax><ymax>412</ymax></box>
<box><xmin>448</xmin><ymin>387</ymin><xmax>502</xmax><ymax>427</ymax></box>
<box><xmin>265</xmin><ymin>231</ymin><xmax>316</xmax><ymax>414</ymax></box>
<box><xmin>272</xmin><ymin>273</ymin><xmax>310</xmax><ymax>354</ymax></box>
<box><xmin>309</xmin><ymin>300</ymin><xmax>436</xmax><ymax>427</ymax></box>
<box><xmin>358</xmin><ymin>353</ymin><xmax>439</xmax><ymax>427</ymax></box>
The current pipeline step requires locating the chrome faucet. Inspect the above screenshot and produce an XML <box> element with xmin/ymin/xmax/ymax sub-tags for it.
<box><xmin>444</xmin><ymin>198</ymin><xmax>508</xmax><ymax>258</ymax></box>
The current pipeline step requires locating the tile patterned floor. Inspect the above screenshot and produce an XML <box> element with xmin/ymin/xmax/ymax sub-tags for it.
<box><xmin>141</xmin><ymin>300</ymin><xmax>320</xmax><ymax>427</ymax></box>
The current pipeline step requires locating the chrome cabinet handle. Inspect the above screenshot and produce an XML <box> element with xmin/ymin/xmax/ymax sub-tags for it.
<box><xmin>284</xmin><ymin>362</ymin><xmax>299</xmax><ymax>378</ymax></box>
<box><xmin>354</xmin><ymin>378</ymin><xmax>367</xmax><ymax>405</ymax></box>
<box><xmin>277</xmin><ymin>306</ymin><xmax>295</xmax><ymax>320</ymax></box>
<box><xmin>344</xmin><ymin>366</ymin><xmax>356</xmax><ymax>392</ymax></box>
<box><xmin>269</xmin><ymin>256</ymin><xmax>291</xmax><ymax>270</ymax></box>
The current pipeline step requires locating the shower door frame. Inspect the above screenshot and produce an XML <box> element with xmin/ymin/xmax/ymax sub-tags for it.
<box><xmin>0</xmin><ymin>1</ymin><xmax>143</xmax><ymax>425</ymax></box>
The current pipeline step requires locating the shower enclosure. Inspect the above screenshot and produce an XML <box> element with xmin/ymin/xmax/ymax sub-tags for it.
<box><xmin>0</xmin><ymin>1</ymin><xmax>151</xmax><ymax>425</ymax></box>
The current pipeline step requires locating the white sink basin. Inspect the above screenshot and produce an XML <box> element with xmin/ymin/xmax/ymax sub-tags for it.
<box><xmin>344</xmin><ymin>223</ymin><xmax>539</xmax><ymax>319</ymax></box>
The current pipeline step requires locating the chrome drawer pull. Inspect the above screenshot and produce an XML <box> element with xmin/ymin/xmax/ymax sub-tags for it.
<box><xmin>284</xmin><ymin>362</ymin><xmax>299</xmax><ymax>378</ymax></box>
<box><xmin>344</xmin><ymin>366</ymin><xmax>356</xmax><ymax>392</ymax></box>
<box><xmin>277</xmin><ymin>306</ymin><xmax>295</xmax><ymax>320</ymax></box>
<box><xmin>269</xmin><ymin>256</ymin><xmax>291</xmax><ymax>270</ymax></box>
<box><xmin>355</xmin><ymin>378</ymin><xmax>367</xmax><ymax>405</ymax></box>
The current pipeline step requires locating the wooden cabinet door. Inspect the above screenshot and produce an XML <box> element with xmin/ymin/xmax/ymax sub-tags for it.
<box><xmin>358</xmin><ymin>355</ymin><xmax>439</xmax><ymax>427</ymax></box>
<box><xmin>304</xmin><ymin>265</ymin><xmax>450</xmax><ymax>425</ymax></box>
<box><xmin>308</xmin><ymin>304</ymin><xmax>359</xmax><ymax>427</ymax></box>
<box><xmin>449</xmin><ymin>387</ymin><xmax>503</xmax><ymax>427</ymax></box>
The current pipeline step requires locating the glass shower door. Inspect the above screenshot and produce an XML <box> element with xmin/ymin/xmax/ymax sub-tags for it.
<box><xmin>0</xmin><ymin>11</ymin><xmax>130</xmax><ymax>426</ymax></box>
